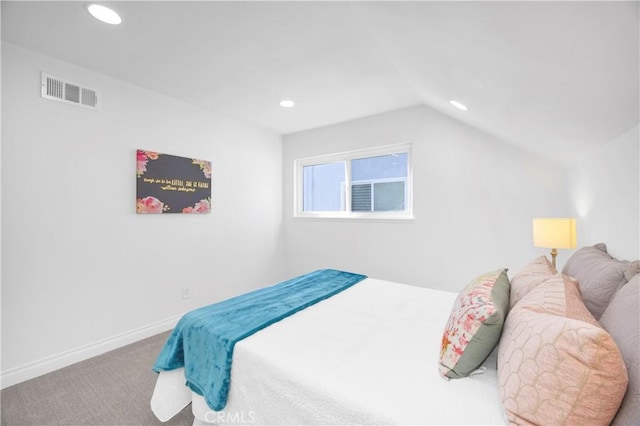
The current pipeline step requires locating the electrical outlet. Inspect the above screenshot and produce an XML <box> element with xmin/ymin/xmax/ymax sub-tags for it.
<box><xmin>181</xmin><ymin>287</ymin><xmax>190</xmax><ymax>299</ymax></box>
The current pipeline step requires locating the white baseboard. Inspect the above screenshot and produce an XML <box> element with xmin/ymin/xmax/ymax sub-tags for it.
<box><xmin>1</xmin><ymin>314</ymin><xmax>182</xmax><ymax>389</ymax></box>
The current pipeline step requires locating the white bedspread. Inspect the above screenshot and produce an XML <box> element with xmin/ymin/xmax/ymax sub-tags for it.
<box><xmin>151</xmin><ymin>278</ymin><xmax>506</xmax><ymax>425</ymax></box>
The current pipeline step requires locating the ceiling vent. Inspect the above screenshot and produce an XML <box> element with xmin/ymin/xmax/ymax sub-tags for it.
<box><xmin>41</xmin><ymin>72</ymin><xmax>100</xmax><ymax>110</ymax></box>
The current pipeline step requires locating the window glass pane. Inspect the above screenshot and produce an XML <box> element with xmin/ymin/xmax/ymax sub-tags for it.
<box><xmin>351</xmin><ymin>153</ymin><xmax>407</xmax><ymax>212</ymax></box>
<box><xmin>351</xmin><ymin>183</ymin><xmax>372</xmax><ymax>211</ymax></box>
<box><xmin>374</xmin><ymin>181</ymin><xmax>405</xmax><ymax>211</ymax></box>
<box><xmin>351</xmin><ymin>153</ymin><xmax>407</xmax><ymax>181</ymax></box>
<box><xmin>295</xmin><ymin>145</ymin><xmax>411</xmax><ymax>218</ymax></box>
<box><xmin>302</xmin><ymin>162</ymin><xmax>345</xmax><ymax>212</ymax></box>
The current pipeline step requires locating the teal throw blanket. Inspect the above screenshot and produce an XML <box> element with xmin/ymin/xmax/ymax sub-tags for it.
<box><xmin>153</xmin><ymin>269</ymin><xmax>367</xmax><ymax>411</ymax></box>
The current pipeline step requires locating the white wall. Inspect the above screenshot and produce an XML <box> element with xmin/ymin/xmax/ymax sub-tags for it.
<box><xmin>566</xmin><ymin>125</ymin><xmax>640</xmax><ymax>260</ymax></box>
<box><xmin>283</xmin><ymin>105</ymin><xmax>568</xmax><ymax>291</ymax></box>
<box><xmin>1</xmin><ymin>43</ymin><xmax>284</xmax><ymax>386</ymax></box>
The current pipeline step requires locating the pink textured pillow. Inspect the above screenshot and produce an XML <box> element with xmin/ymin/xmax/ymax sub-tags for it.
<box><xmin>509</xmin><ymin>256</ymin><xmax>556</xmax><ymax>309</ymax></box>
<box><xmin>498</xmin><ymin>274</ymin><xmax>628</xmax><ymax>425</ymax></box>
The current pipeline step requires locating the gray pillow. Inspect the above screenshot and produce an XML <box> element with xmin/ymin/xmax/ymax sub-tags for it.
<box><xmin>599</xmin><ymin>274</ymin><xmax>639</xmax><ymax>426</ymax></box>
<box><xmin>562</xmin><ymin>244</ymin><xmax>631</xmax><ymax>320</ymax></box>
<box><xmin>625</xmin><ymin>260</ymin><xmax>640</xmax><ymax>281</ymax></box>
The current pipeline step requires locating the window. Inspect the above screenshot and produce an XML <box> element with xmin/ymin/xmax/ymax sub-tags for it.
<box><xmin>294</xmin><ymin>144</ymin><xmax>412</xmax><ymax>219</ymax></box>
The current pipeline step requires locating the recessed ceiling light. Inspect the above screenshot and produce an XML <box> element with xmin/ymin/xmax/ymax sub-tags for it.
<box><xmin>449</xmin><ymin>100</ymin><xmax>468</xmax><ymax>111</ymax></box>
<box><xmin>280</xmin><ymin>100</ymin><xmax>295</xmax><ymax>108</ymax></box>
<box><xmin>87</xmin><ymin>4</ymin><xmax>122</xmax><ymax>25</ymax></box>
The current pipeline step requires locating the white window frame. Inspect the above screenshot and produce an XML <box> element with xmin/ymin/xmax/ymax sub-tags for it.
<box><xmin>294</xmin><ymin>143</ymin><xmax>413</xmax><ymax>220</ymax></box>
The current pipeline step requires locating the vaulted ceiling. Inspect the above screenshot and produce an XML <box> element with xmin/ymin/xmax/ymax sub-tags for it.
<box><xmin>2</xmin><ymin>1</ymin><xmax>638</xmax><ymax>166</ymax></box>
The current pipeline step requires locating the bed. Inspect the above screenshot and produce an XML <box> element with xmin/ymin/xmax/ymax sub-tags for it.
<box><xmin>151</xmin><ymin>244</ymin><xmax>639</xmax><ymax>425</ymax></box>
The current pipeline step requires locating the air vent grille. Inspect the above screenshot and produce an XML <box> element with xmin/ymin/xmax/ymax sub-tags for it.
<box><xmin>81</xmin><ymin>87</ymin><xmax>97</xmax><ymax>107</ymax></box>
<box><xmin>46</xmin><ymin>77</ymin><xmax>64</xmax><ymax>99</ymax></box>
<box><xmin>64</xmin><ymin>83</ymin><xmax>80</xmax><ymax>103</ymax></box>
<box><xmin>41</xmin><ymin>73</ymin><xmax>100</xmax><ymax>110</ymax></box>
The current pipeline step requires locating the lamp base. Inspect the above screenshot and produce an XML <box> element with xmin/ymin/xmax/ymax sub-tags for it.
<box><xmin>550</xmin><ymin>248</ymin><xmax>558</xmax><ymax>269</ymax></box>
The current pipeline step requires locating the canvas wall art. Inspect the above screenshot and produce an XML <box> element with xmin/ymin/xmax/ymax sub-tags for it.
<box><xmin>136</xmin><ymin>149</ymin><xmax>212</xmax><ymax>214</ymax></box>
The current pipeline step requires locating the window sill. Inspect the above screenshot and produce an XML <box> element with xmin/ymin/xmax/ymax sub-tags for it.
<box><xmin>293</xmin><ymin>213</ymin><xmax>415</xmax><ymax>223</ymax></box>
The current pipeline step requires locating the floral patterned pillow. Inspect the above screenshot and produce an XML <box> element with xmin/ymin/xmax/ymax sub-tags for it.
<box><xmin>439</xmin><ymin>269</ymin><xmax>510</xmax><ymax>379</ymax></box>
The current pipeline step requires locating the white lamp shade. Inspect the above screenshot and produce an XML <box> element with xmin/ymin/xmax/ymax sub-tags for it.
<box><xmin>533</xmin><ymin>218</ymin><xmax>577</xmax><ymax>249</ymax></box>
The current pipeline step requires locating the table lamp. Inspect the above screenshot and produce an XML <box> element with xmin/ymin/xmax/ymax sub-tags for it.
<box><xmin>533</xmin><ymin>218</ymin><xmax>577</xmax><ymax>268</ymax></box>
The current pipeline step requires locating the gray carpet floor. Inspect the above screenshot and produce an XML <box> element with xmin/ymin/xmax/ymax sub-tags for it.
<box><xmin>1</xmin><ymin>331</ymin><xmax>193</xmax><ymax>426</ymax></box>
